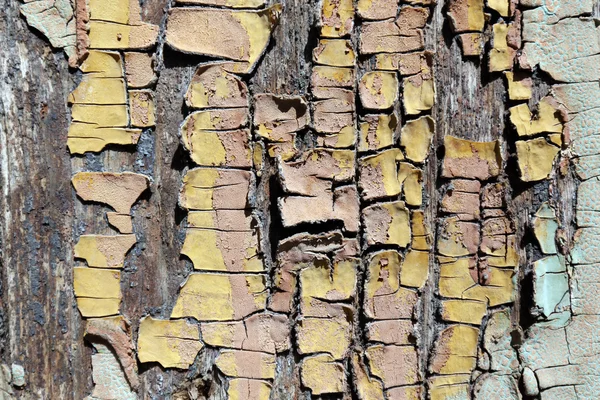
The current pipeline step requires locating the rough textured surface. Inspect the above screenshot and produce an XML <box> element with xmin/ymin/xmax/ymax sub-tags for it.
<box><xmin>3</xmin><ymin>0</ymin><xmax>598</xmax><ymax>398</ymax></box>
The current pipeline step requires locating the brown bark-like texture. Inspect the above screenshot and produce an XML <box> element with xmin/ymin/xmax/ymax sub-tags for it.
<box><xmin>1</xmin><ymin>0</ymin><xmax>599</xmax><ymax>399</ymax></box>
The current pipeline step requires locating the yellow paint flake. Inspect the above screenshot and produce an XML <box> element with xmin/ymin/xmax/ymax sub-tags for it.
<box><xmin>311</xmin><ymin>66</ymin><xmax>355</xmax><ymax>87</ymax></box>
<box><xmin>375</xmin><ymin>52</ymin><xmax>432</xmax><ymax>76</ymax></box>
<box><xmin>358</xmin><ymin>113</ymin><xmax>397</xmax><ymax>152</ymax></box>
<box><xmin>504</xmin><ymin>71</ymin><xmax>532</xmax><ymax>101</ymax></box>
<box><xmin>403</xmin><ymin>73</ymin><xmax>435</xmax><ymax>115</ymax></box>
<box><xmin>170</xmin><ymin>273</ymin><xmax>267</xmax><ymax>321</ymax></box>
<box><xmin>215</xmin><ymin>350</ymin><xmax>276</xmax><ymax>380</ymax></box>
<box><xmin>439</xmin><ymin>258</ymin><xmax>515</xmax><ymax>306</ymax></box>
<box><xmin>364</xmin><ymin>201</ymin><xmax>412</xmax><ymax>248</ymax></box>
<box><xmin>179</xmin><ymin>168</ymin><xmax>252</xmax><ymax>211</ymax></box>
<box><xmin>175</xmin><ymin>0</ymin><xmax>266</xmax><ymax>7</ymax></box>
<box><xmin>488</xmin><ymin>0</ymin><xmax>509</xmax><ymax>17</ymax></box>
<box><xmin>442</xmin><ymin>135</ymin><xmax>502</xmax><ymax>180</ymax></box>
<box><xmin>80</xmin><ymin>51</ymin><xmax>123</xmax><ymax>77</ymax></box>
<box><xmin>351</xmin><ymin>353</ymin><xmax>384</xmax><ymax>400</ymax></box>
<box><xmin>359</xmin><ymin>71</ymin><xmax>399</xmax><ymax>110</ymax></box>
<box><xmin>88</xmin><ymin>21</ymin><xmax>159</xmax><ymax>50</ymax></box>
<box><xmin>359</xmin><ymin>148</ymin><xmax>405</xmax><ymax>200</ymax></box>
<box><xmin>68</xmin><ymin>76</ymin><xmax>126</xmax><ymax>105</ymax></box>
<box><xmin>313</xmin><ymin>39</ymin><xmax>355</xmax><ymax>67</ymax></box>
<box><xmin>440</xmin><ymin>299</ymin><xmax>487</xmax><ymax>325</ymax></box>
<box><xmin>186</xmin><ymin>64</ymin><xmax>249</xmax><ymax>109</ymax></box>
<box><xmin>489</xmin><ymin>23</ymin><xmax>515</xmax><ymax>72</ymax></box>
<box><xmin>365</xmin><ymin>251</ymin><xmax>400</xmax><ymax>299</ymax></box>
<box><xmin>301</xmin><ymin>354</ymin><xmax>345</xmax><ymax>394</ymax></box>
<box><xmin>401</xmin><ymin>250</ymin><xmax>429</xmax><ymax>289</ymax></box>
<box><xmin>227</xmin><ymin>379</ymin><xmax>272</xmax><ymax>400</ymax></box>
<box><xmin>429</xmin><ymin>324</ymin><xmax>478</xmax><ymax>375</ymax></box>
<box><xmin>300</xmin><ymin>259</ymin><xmax>357</xmax><ymax>303</ymax></box>
<box><xmin>137</xmin><ymin>317</ymin><xmax>203</xmax><ymax>369</ymax></box>
<box><xmin>74</xmin><ymin>234</ymin><xmax>136</xmax><ymax>269</ymax></box>
<box><xmin>356</xmin><ymin>0</ymin><xmax>397</xmax><ymax>20</ymax></box>
<box><xmin>71</xmin><ymin>172</ymin><xmax>149</xmax><ymax>214</ymax></box>
<box><xmin>401</xmin><ymin>116</ymin><xmax>434</xmax><ymax>163</ymax></box>
<box><xmin>509</xmin><ymin>97</ymin><xmax>563</xmax><ymax>137</ymax></box>
<box><xmin>297</xmin><ymin>316</ymin><xmax>351</xmax><ymax>359</ymax></box>
<box><xmin>165</xmin><ymin>7</ymin><xmax>281</xmax><ymax>74</ymax></box>
<box><xmin>398</xmin><ymin>162</ymin><xmax>423</xmax><ymax>206</ymax></box>
<box><xmin>181</xmin><ymin>228</ymin><xmax>262</xmax><ymax>272</ymax></box>
<box><xmin>129</xmin><ymin>90</ymin><xmax>155</xmax><ymax>128</ymax></box>
<box><xmin>431</xmin><ymin>385</ymin><xmax>470</xmax><ymax>400</ymax></box>
<box><xmin>181</xmin><ymin>126</ymin><xmax>252</xmax><ymax>168</ymax></box>
<box><xmin>321</xmin><ymin>0</ymin><xmax>354</xmax><ymax>38</ymax></box>
<box><xmin>516</xmin><ymin>138</ymin><xmax>560</xmax><ymax>182</ymax></box>
<box><xmin>73</xmin><ymin>267</ymin><xmax>121</xmax><ymax>317</ymax></box>
<box><xmin>67</xmin><ymin>124</ymin><xmax>141</xmax><ymax>154</ymax></box>
<box><xmin>71</xmin><ymin>104</ymin><xmax>128</xmax><ymax>126</ymax></box>
<box><xmin>88</xmin><ymin>0</ymin><xmax>143</xmax><ymax>24</ymax></box>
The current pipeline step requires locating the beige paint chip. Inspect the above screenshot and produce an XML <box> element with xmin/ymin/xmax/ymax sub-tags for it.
<box><xmin>171</xmin><ymin>273</ymin><xmax>267</xmax><ymax>321</ymax></box>
<box><xmin>185</xmin><ymin>64</ymin><xmax>249</xmax><ymax>109</ymax></box>
<box><xmin>442</xmin><ymin>136</ymin><xmax>502</xmax><ymax>180</ymax></box>
<box><xmin>74</xmin><ymin>234</ymin><xmax>136</xmax><ymax>269</ymax></box>
<box><xmin>447</xmin><ymin>0</ymin><xmax>484</xmax><ymax>33</ymax></box>
<box><xmin>321</xmin><ymin>0</ymin><xmax>354</xmax><ymax>38</ymax></box>
<box><xmin>129</xmin><ymin>90</ymin><xmax>155</xmax><ymax>128</ymax></box>
<box><xmin>107</xmin><ymin>213</ymin><xmax>133</xmax><ymax>234</ymax></box>
<box><xmin>215</xmin><ymin>350</ymin><xmax>276</xmax><ymax>380</ymax></box>
<box><xmin>179</xmin><ymin>168</ymin><xmax>253</xmax><ymax>211</ymax></box>
<box><xmin>181</xmin><ymin>128</ymin><xmax>252</xmax><ymax>168</ymax></box>
<box><xmin>166</xmin><ymin>6</ymin><xmax>281</xmax><ymax>73</ymax></box>
<box><xmin>311</xmin><ymin>66</ymin><xmax>356</xmax><ymax>87</ymax></box>
<box><xmin>358</xmin><ymin>113</ymin><xmax>397</xmax><ymax>152</ymax></box>
<box><xmin>375</xmin><ymin>51</ymin><xmax>432</xmax><ymax>76</ymax></box>
<box><xmin>137</xmin><ymin>317</ymin><xmax>203</xmax><ymax>369</ymax></box>
<box><xmin>359</xmin><ymin>71</ymin><xmax>399</xmax><ymax>110</ymax></box>
<box><xmin>124</xmin><ymin>52</ymin><xmax>156</xmax><ymax>88</ymax></box>
<box><xmin>363</xmin><ymin>201</ymin><xmax>411</xmax><ymax>248</ymax></box>
<box><xmin>72</xmin><ymin>172</ymin><xmax>150</xmax><ymax>214</ymax></box>
<box><xmin>227</xmin><ymin>379</ymin><xmax>272</xmax><ymax>400</ymax></box>
<box><xmin>74</xmin><ymin>267</ymin><xmax>121</xmax><ymax>317</ymax></box>
<box><xmin>253</xmin><ymin>94</ymin><xmax>309</xmax><ymax>140</ymax></box>
<box><xmin>201</xmin><ymin>313</ymin><xmax>290</xmax><ymax>353</ymax></box>
<box><xmin>366</xmin><ymin>345</ymin><xmax>419</xmax><ymax>388</ymax></box>
<box><xmin>360</xmin><ymin>20</ymin><xmax>424</xmax><ymax>55</ymax></box>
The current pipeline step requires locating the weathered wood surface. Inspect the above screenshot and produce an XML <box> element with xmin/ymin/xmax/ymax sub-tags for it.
<box><xmin>0</xmin><ymin>0</ymin><xmax>593</xmax><ymax>398</ymax></box>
